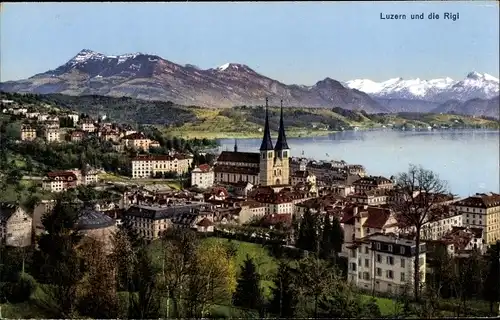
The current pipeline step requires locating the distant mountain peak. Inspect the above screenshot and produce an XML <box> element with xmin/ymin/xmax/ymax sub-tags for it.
<box><xmin>67</xmin><ymin>49</ymin><xmax>147</xmax><ymax>67</ymax></box>
<box><xmin>466</xmin><ymin>71</ymin><xmax>498</xmax><ymax>82</ymax></box>
<box><xmin>215</xmin><ymin>62</ymin><xmax>254</xmax><ymax>72</ymax></box>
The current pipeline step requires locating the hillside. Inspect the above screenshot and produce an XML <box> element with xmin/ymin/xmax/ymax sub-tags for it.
<box><xmin>2</xmin><ymin>92</ymin><xmax>497</xmax><ymax>139</ymax></box>
<box><xmin>0</xmin><ymin>49</ymin><xmax>387</xmax><ymax>113</ymax></box>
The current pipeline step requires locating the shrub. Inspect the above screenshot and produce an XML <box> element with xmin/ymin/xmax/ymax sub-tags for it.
<box><xmin>2</xmin><ymin>272</ymin><xmax>37</xmax><ymax>303</ymax></box>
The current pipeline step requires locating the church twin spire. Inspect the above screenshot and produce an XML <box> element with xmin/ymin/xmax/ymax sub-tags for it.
<box><xmin>259</xmin><ymin>97</ymin><xmax>288</xmax><ymax>152</ymax></box>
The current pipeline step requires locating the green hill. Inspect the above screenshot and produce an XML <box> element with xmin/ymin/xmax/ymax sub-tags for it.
<box><xmin>2</xmin><ymin>92</ymin><xmax>498</xmax><ymax>139</ymax></box>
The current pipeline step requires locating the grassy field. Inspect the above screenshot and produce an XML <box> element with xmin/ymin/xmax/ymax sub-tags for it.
<box><xmin>98</xmin><ymin>173</ymin><xmax>182</xmax><ymax>190</ymax></box>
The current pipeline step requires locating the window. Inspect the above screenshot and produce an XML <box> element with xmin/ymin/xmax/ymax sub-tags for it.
<box><xmin>365</xmin><ymin>259</ymin><xmax>369</xmax><ymax>268</ymax></box>
<box><xmin>386</xmin><ymin>270</ymin><xmax>394</xmax><ymax>279</ymax></box>
<box><xmin>376</xmin><ymin>268</ymin><xmax>382</xmax><ymax>276</ymax></box>
<box><xmin>388</xmin><ymin>245</ymin><xmax>393</xmax><ymax>252</ymax></box>
<box><xmin>376</xmin><ymin>243</ymin><xmax>381</xmax><ymax>250</ymax></box>
<box><xmin>401</xmin><ymin>258</ymin><xmax>405</xmax><ymax>268</ymax></box>
<box><xmin>363</xmin><ymin>272</ymin><xmax>370</xmax><ymax>280</ymax></box>
<box><xmin>400</xmin><ymin>272</ymin><xmax>406</xmax><ymax>282</ymax></box>
<box><xmin>400</xmin><ymin>247</ymin><xmax>405</xmax><ymax>254</ymax></box>
<box><xmin>365</xmin><ymin>247</ymin><xmax>369</xmax><ymax>254</ymax></box>
<box><xmin>358</xmin><ymin>272</ymin><xmax>362</xmax><ymax>279</ymax></box>
<box><xmin>386</xmin><ymin>256</ymin><xmax>394</xmax><ymax>265</ymax></box>
<box><xmin>376</xmin><ymin>254</ymin><xmax>382</xmax><ymax>263</ymax></box>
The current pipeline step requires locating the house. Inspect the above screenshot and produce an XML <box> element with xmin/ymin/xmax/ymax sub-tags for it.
<box><xmin>67</xmin><ymin>113</ymin><xmax>79</xmax><ymax>126</ymax></box>
<box><xmin>352</xmin><ymin>176</ymin><xmax>393</xmax><ymax>194</ymax></box>
<box><xmin>70</xmin><ymin>130</ymin><xmax>85</xmax><ymax>142</ymax></box>
<box><xmin>0</xmin><ymin>203</ymin><xmax>32</xmax><ymax>247</ymax></box>
<box><xmin>44</xmin><ymin>128</ymin><xmax>60</xmax><ymax>143</ymax></box>
<box><xmin>194</xmin><ymin>217</ymin><xmax>215</xmax><ymax>233</ymax></box>
<box><xmin>123</xmin><ymin>203</ymin><xmax>207</xmax><ymax>240</ymax></box>
<box><xmin>450</xmin><ymin>192</ymin><xmax>500</xmax><ymax>245</ymax></box>
<box><xmin>20</xmin><ymin>124</ymin><xmax>37</xmax><ymax>141</ymax></box>
<box><xmin>347</xmin><ymin>189</ymin><xmax>389</xmax><ymax>206</ymax></box>
<box><xmin>347</xmin><ymin>233</ymin><xmax>427</xmax><ymax>294</ymax></box>
<box><xmin>79</xmin><ymin>119</ymin><xmax>96</xmax><ymax>132</ymax></box>
<box><xmin>122</xmin><ymin>132</ymin><xmax>152</xmax><ymax>151</ymax></box>
<box><xmin>421</xmin><ymin>205</ymin><xmax>463</xmax><ymax>240</ymax></box>
<box><xmin>433</xmin><ymin>226</ymin><xmax>485</xmax><ymax>256</ymax></box>
<box><xmin>42</xmin><ymin>170</ymin><xmax>79</xmax><ymax>192</ymax></box>
<box><xmin>131</xmin><ymin>154</ymin><xmax>192</xmax><ymax>178</ymax></box>
<box><xmin>191</xmin><ymin>164</ymin><xmax>215</xmax><ymax>189</ymax></box>
<box><xmin>237</xmin><ymin>200</ymin><xmax>267</xmax><ymax>224</ymax></box>
<box><xmin>291</xmin><ymin>170</ymin><xmax>317</xmax><ymax>186</ymax></box>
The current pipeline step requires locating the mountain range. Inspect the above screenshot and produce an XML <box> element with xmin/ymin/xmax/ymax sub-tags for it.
<box><xmin>1</xmin><ymin>49</ymin><xmax>498</xmax><ymax>118</ymax></box>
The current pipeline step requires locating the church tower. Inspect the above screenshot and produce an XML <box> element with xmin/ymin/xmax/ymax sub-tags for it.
<box><xmin>259</xmin><ymin>98</ymin><xmax>275</xmax><ymax>186</ymax></box>
<box><xmin>273</xmin><ymin>99</ymin><xmax>290</xmax><ymax>185</ymax></box>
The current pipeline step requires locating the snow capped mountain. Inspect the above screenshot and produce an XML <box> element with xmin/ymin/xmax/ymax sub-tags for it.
<box><xmin>345</xmin><ymin>72</ymin><xmax>499</xmax><ymax>103</ymax></box>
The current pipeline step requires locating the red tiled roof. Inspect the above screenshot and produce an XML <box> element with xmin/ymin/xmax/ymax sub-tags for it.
<box><xmin>216</xmin><ymin>151</ymin><xmax>260</xmax><ymax>164</ymax></box>
<box><xmin>197</xmin><ymin>218</ymin><xmax>214</xmax><ymax>227</ymax></box>
<box><xmin>123</xmin><ymin>132</ymin><xmax>148</xmax><ymax>140</ymax></box>
<box><xmin>198</xmin><ymin>164</ymin><xmax>211</xmax><ymax>172</ymax></box>
<box><xmin>362</xmin><ymin>207</ymin><xmax>392</xmax><ymax>229</ymax></box>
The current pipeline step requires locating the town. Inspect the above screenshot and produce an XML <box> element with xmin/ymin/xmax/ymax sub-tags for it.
<box><xmin>0</xmin><ymin>95</ymin><xmax>499</xmax><ymax>319</ymax></box>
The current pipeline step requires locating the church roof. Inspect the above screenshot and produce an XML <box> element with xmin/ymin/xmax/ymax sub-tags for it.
<box><xmin>259</xmin><ymin>97</ymin><xmax>274</xmax><ymax>151</ymax></box>
<box><xmin>216</xmin><ymin>151</ymin><xmax>260</xmax><ymax>164</ymax></box>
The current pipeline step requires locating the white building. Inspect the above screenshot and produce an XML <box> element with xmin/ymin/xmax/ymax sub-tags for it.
<box><xmin>131</xmin><ymin>155</ymin><xmax>192</xmax><ymax>179</ymax></box>
<box><xmin>67</xmin><ymin>113</ymin><xmax>79</xmax><ymax>126</ymax></box>
<box><xmin>44</xmin><ymin>128</ymin><xmax>60</xmax><ymax>143</ymax></box>
<box><xmin>421</xmin><ymin>206</ymin><xmax>463</xmax><ymax>240</ymax></box>
<box><xmin>191</xmin><ymin>164</ymin><xmax>215</xmax><ymax>189</ymax></box>
<box><xmin>347</xmin><ymin>233</ymin><xmax>427</xmax><ymax>294</ymax></box>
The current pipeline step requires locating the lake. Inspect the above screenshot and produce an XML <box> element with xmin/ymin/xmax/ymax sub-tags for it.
<box><xmin>218</xmin><ymin>129</ymin><xmax>500</xmax><ymax>197</ymax></box>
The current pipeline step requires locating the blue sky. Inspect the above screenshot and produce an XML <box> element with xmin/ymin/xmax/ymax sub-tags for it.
<box><xmin>1</xmin><ymin>2</ymin><xmax>498</xmax><ymax>85</ymax></box>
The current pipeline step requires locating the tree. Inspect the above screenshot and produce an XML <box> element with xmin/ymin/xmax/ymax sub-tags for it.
<box><xmin>77</xmin><ymin>238</ymin><xmax>118</xmax><ymax>319</ymax></box>
<box><xmin>269</xmin><ymin>262</ymin><xmax>299</xmax><ymax>318</ymax></box>
<box><xmin>36</xmin><ymin>193</ymin><xmax>83</xmax><ymax>318</ymax></box>
<box><xmin>294</xmin><ymin>256</ymin><xmax>339</xmax><ymax>318</ymax></box>
<box><xmin>484</xmin><ymin>241</ymin><xmax>500</xmax><ymax>315</ymax></box>
<box><xmin>183</xmin><ymin>241</ymin><xmax>237</xmax><ymax>318</ymax></box>
<box><xmin>320</xmin><ymin>215</ymin><xmax>344</xmax><ymax>261</ymax></box>
<box><xmin>296</xmin><ymin>210</ymin><xmax>320</xmax><ymax>253</ymax></box>
<box><xmin>232</xmin><ymin>255</ymin><xmax>264</xmax><ymax>312</ymax></box>
<box><xmin>390</xmin><ymin>164</ymin><xmax>448</xmax><ymax>301</ymax></box>
<box><xmin>127</xmin><ymin>246</ymin><xmax>161</xmax><ymax>319</ymax></box>
<box><xmin>160</xmin><ymin>227</ymin><xmax>199</xmax><ymax>317</ymax></box>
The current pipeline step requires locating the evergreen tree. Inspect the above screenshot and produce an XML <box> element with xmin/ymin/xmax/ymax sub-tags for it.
<box><xmin>484</xmin><ymin>241</ymin><xmax>500</xmax><ymax>315</ymax></box>
<box><xmin>330</xmin><ymin>216</ymin><xmax>344</xmax><ymax>257</ymax></box>
<box><xmin>320</xmin><ymin>215</ymin><xmax>333</xmax><ymax>259</ymax></box>
<box><xmin>269</xmin><ymin>262</ymin><xmax>299</xmax><ymax>318</ymax></box>
<box><xmin>296</xmin><ymin>210</ymin><xmax>320</xmax><ymax>253</ymax></box>
<box><xmin>232</xmin><ymin>255</ymin><xmax>263</xmax><ymax>311</ymax></box>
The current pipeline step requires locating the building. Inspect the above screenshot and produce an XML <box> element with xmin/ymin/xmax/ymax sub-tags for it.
<box><xmin>42</xmin><ymin>170</ymin><xmax>79</xmax><ymax>192</ymax></box>
<box><xmin>122</xmin><ymin>132</ymin><xmax>152</xmax><ymax>151</ymax></box>
<box><xmin>290</xmin><ymin>170</ymin><xmax>317</xmax><ymax>187</ymax></box>
<box><xmin>79</xmin><ymin>119</ymin><xmax>96</xmax><ymax>133</ymax></box>
<box><xmin>20</xmin><ymin>124</ymin><xmax>37</xmax><ymax>141</ymax></box>
<box><xmin>76</xmin><ymin>208</ymin><xmax>117</xmax><ymax>253</ymax></box>
<box><xmin>450</xmin><ymin>192</ymin><xmax>500</xmax><ymax>245</ymax></box>
<box><xmin>42</xmin><ymin>169</ymin><xmax>98</xmax><ymax>192</ymax></box>
<box><xmin>421</xmin><ymin>206</ymin><xmax>463</xmax><ymax>240</ymax></box>
<box><xmin>347</xmin><ymin>233</ymin><xmax>427</xmax><ymax>294</ymax></box>
<box><xmin>123</xmin><ymin>203</ymin><xmax>207</xmax><ymax>240</ymax></box>
<box><xmin>131</xmin><ymin>154</ymin><xmax>192</xmax><ymax>178</ymax></box>
<box><xmin>214</xmin><ymin>98</ymin><xmax>291</xmax><ymax>187</ymax></box>
<box><xmin>352</xmin><ymin>176</ymin><xmax>393</xmax><ymax>194</ymax></box>
<box><xmin>191</xmin><ymin>164</ymin><xmax>215</xmax><ymax>189</ymax></box>
<box><xmin>44</xmin><ymin>128</ymin><xmax>60</xmax><ymax>143</ymax></box>
<box><xmin>432</xmin><ymin>226</ymin><xmax>485</xmax><ymax>256</ymax></box>
<box><xmin>0</xmin><ymin>203</ymin><xmax>32</xmax><ymax>247</ymax></box>
<box><xmin>70</xmin><ymin>130</ymin><xmax>85</xmax><ymax>142</ymax></box>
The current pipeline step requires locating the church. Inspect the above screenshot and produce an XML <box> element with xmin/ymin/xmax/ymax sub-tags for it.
<box><xmin>214</xmin><ymin>98</ymin><xmax>291</xmax><ymax>187</ymax></box>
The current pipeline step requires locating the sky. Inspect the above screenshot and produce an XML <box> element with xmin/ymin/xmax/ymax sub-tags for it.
<box><xmin>1</xmin><ymin>2</ymin><xmax>498</xmax><ymax>85</ymax></box>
